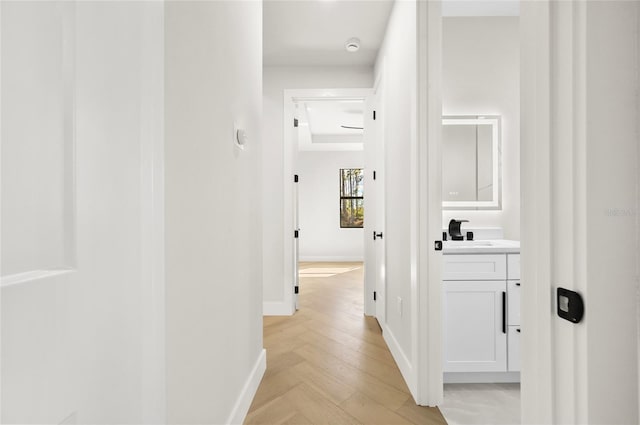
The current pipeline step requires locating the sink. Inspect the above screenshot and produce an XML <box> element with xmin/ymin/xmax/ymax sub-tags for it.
<box><xmin>442</xmin><ymin>239</ymin><xmax>521</xmax><ymax>253</ymax></box>
<box><xmin>445</xmin><ymin>240</ymin><xmax>494</xmax><ymax>247</ymax></box>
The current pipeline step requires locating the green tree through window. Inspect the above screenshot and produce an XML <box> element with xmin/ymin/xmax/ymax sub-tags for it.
<box><xmin>339</xmin><ymin>168</ymin><xmax>364</xmax><ymax>228</ymax></box>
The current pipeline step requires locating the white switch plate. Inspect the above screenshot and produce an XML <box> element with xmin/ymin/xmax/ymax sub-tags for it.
<box><xmin>397</xmin><ymin>296</ymin><xmax>403</xmax><ymax>317</ymax></box>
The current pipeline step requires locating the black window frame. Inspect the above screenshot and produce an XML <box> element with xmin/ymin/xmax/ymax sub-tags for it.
<box><xmin>339</xmin><ymin>168</ymin><xmax>364</xmax><ymax>229</ymax></box>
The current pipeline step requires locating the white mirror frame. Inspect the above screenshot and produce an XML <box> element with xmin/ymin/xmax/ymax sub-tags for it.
<box><xmin>442</xmin><ymin>115</ymin><xmax>502</xmax><ymax>210</ymax></box>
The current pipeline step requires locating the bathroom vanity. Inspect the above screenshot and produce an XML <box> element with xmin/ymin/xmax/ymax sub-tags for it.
<box><xmin>442</xmin><ymin>239</ymin><xmax>520</xmax><ymax>383</ymax></box>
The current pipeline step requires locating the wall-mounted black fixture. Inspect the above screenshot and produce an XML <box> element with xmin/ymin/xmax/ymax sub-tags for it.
<box><xmin>448</xmin><ymin>219</ymin><xmax>469</xmax><ymax>241</ymax></box>
<box><xmin>466</xmin><ymin>231</ymin><xmax>474</xmax><ymax>241</ymax></box>
<box><xmin>557</xmin><ymin>287</ymin><xmax>584</xmax><ymax>323</ymax></box>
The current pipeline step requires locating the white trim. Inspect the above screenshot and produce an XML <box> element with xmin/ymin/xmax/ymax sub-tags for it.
<box><xmin>0</xmin><ymin>1</ymin><xmax>4</xmax><ymax>418</ymax></box>
<box><xmin>263</xmin><ymin>301</ymin><xmax>295</xmax><ymax>316</ymax></box>
<box><xmin>520</xmin><ymin>1</ymin><xmax>553</xmax><ymax>423</ymax></box>
<box><xmin>383</xmin><ymin>324</ymin><xmax>416</xmax><ymax>394</ymax></box>
<box><xmin>417</xmin><ymin>0</ymin><xmax>444</xmax><ymax>407</ymax></box>
<box><xmin>226</xmin><ymin>349</ymin><xmax>267</xmax><ymax>425</ymax></box>
<box><xmin>443</xmin><ymin>372</ymin><xmax>520</xmax><ymax>384</ymax></box>
<box><xmin>139</xmin><ymin>2</ymin><xmax>166</xmax><ymax>424</ymax></box>
<box><xmin>299</xmin><ymin>256</ymin><xmax>364</xmax><ymax>262</ymax></box>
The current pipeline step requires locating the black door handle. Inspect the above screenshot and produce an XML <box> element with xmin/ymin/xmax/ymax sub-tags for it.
<box><xmin>502</xmin><ymin>291</ymin><xmax>506</xmax><ymax>334</ymax></box>
<box><xmin>373</xmin><ymin>232</ymin><xmax>383</xmax><ymax>240</ymax></box>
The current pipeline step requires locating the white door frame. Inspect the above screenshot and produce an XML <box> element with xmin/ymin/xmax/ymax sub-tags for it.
<box><xmin>282</xmin><ymin>88</ymin><xmax>373</xmax><ymax>316</ymax></box>
<box><xmin>138</xmin><ymin>3</ymin><xmax>166</xmax><ymax>423</ymax></box>
<box><xmin>520</xmin><ymin>1</ymin><xmax>639</xmax><ymax>423</ymax></box>
<box><xmin>416</xmin><ymin>0</ymin><xmax>444</xmax><ymax>406</ymax></box>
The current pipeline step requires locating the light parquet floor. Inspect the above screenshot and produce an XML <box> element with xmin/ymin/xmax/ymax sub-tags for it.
<box><xmin>245</xmin><ymin>262</ymin><xmax>447</xmax><ymax>425</ymax></box>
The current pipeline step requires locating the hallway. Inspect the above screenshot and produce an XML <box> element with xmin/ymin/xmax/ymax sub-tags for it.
<box><xmin>245</xmin><ymin>263</ymin><xmax>447</xmax><ymax>424</ymax></box>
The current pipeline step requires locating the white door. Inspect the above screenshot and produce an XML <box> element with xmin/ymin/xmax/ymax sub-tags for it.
<box><xmin>372</xmin><ymin>87</ymin><xmax>386</xmax><ymax>324</ymax></box>
<box><xmin>293</xmin><ymin>171</ymin><xmax>300</xmax><ymax>310</ymax></box>
<box><xmin>292</xmin><ymin>116</ymin><xmax>300</xmax><ymax>310</ymax></box>
<box><xmin>364</xmin><ymin>77</ymin><xmax>386</xmax><ymax>322</ymax></box>
<box><xmin>443</xmin><ymin>281</ymin><xmax>507</xmax><ymax>372</ymax></box>
<box><xmin>1</xmin><ymin>3</ymin><xmax>164</xmax><ymax>422</ymax></box>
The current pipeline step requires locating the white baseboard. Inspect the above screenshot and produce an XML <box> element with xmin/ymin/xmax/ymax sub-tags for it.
<box><xmin>382</xmin><ymin>324</ymin><xmax>417</xmax><ymax>398</ymax></box>
<box><xmin>263</xmin><ymin>301</ymin><xmax>294</xmax><ymax>316</ymax></box>
<box><xmin>226</xmin><ymin>349</ymin><xmax>267</xmax><ymax>425</ymax></box>
<box><xmin>299</xmin><ymin>256</ymin><xmax>364</xmax><ymax>262</ymax></box>
<box><xmin>444</xmin><ymin>371</ymin><xmax>520</xmax><ymax>384</ymax></box>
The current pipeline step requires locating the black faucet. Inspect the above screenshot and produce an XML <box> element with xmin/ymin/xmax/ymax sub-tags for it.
<box><xmin>448</xmin><ymin>219</ymin><xmax>469</xmax><ymax>241</ymax></box>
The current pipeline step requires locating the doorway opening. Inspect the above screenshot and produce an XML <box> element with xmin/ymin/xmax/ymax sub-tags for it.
<box><xmin>438</xmin><ymin>5</ymin><xmax>522</xmax><ymax>425</ymax></box>
<box><xmin>284</xmin><ymin>89</ymin><xmax>374</xmax><ymax>316</ymax></box>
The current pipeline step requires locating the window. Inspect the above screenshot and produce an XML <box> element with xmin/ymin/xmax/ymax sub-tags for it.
<box><xmin>339</xmin><ymin>168</ymin><xmax>364</xmax><ymax>228</ymax></box>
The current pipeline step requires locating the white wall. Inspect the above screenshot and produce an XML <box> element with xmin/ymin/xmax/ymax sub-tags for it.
<box><xmin>441</xmin><ymin>17</ymin><xmax>520</xmax><ymax>240</ymax></box>
<box><xmin>1</xmin><ymin>2</ymin><xmax>165</xmax><ymax>423</ymax></box>
<box><xmin>373</xmin><ymin>0</ymin><xmax>417</xmax><ymax>391</ymax></box>
<box><xmin>298</xmin><ymin>151</ymin><xmax>364</xmax><ymax>261</ymax></box>
<box><xmin>164</xmin><ymin>2</ymin><xmax>264</xmax><ymax>423</ymax></box>
<box><xmin>262</xmin><ymin>66</ymin><xmax>373</xmax><ymax>311</ymax></box>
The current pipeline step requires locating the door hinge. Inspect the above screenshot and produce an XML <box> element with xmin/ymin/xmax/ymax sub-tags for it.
<box><xmin>294</xmin><ymin>230</ymin><xmax>299</xmax><ymax>238</ymax></box>
<box><xmin>295</xmin><ymin>286</ymin><xmax>299</xmax><ymax>294</ymax></box>
<box><xmin>294</xmin><ymin>118</ymin><xmax>299</xmax><ymax>127</ymax></box>
<box><xmin>373</xmin><ymin>110</ymin><xmax>376</xmax><ymax>120</ymax></box>
<box><xmin>373</xmin><ymin>291</ymin><xmax>377</xmax><ymax>301</ymax></box>
<box><xmin>373</xmin><ymin>170</ymin><xmax>377</xmax><ymax>180</ymax></box>
<box><xmin>294</xmin><ymin>174</ymin><xmax>299</xmax><ymax>183</ymax></box>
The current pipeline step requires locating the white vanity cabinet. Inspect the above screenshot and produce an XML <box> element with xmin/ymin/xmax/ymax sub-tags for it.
<box><xmin>443</xmin><ymin>280</ymin><xmax>507</xmax><ymax>372</ymax></box>
<box><xmin>443</xmin><ymin>250</ymin><xmax>521</xmax><ymax>382</ymax></box>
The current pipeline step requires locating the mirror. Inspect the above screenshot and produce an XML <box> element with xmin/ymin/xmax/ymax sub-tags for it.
<box><xmin>442</xmin><ymin>115</ymin><xmax>501</xmax><ymax>210</ymax></box>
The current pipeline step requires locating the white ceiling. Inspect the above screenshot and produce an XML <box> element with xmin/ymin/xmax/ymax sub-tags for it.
<box><xmin>296</xmin><ymin>99</ymin><xmax>364</xmax><ymax>151</ymax></box>
<box><xmin>263</xmin><ymin>0</ymin><xmax>394</xmax><ymax>67</ymax></box>
<box><xmin>263</xmin><ymin>1</ymin><xmax>519</xmax><ymax>68</ymax></box>
<box><xmin>304</xmin><ymin>100</ymin><xmax>363</xmax><ymax>137</ymax></box>
<box><xmin>267</xmin><ymin>0</ymin><xmax>519</xmax><ymax>151</ymax></box>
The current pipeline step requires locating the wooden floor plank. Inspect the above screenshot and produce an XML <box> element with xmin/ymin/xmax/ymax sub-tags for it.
<box><xmin>245</xmin><ymin>262</ymin><xmax>447</xmax><ymax>425</ymax></box>
<box><xmin>340</xmin><ymin>391</ymin><xmax>415</xmax><ymax>425</ymax></box>
<box><xmin>282</xmin><ymin>383</ymin><xmax>362</xmax><ymax>425</ymax></box>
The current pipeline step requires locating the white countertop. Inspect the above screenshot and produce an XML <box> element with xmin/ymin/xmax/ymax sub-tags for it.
<box><xmin>443</xmin><ymin>239</ymin><xmax>520</xmax><ymax>254</ymax></box>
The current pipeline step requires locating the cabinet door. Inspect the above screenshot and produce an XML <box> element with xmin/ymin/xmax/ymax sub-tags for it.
<box><xmin>443</xmin><ymin>281</ymin><xmax>507</xmax><ymax>372</ymax></box>
<box><xmin>508</xmin><ymin>326</ymin><xmax>521</xmax><ymax>372</ymax></box>
<box><xmin>507</xmin><ymin>280</ymin><xmax>521</xmax><ymax>326</ymax></box>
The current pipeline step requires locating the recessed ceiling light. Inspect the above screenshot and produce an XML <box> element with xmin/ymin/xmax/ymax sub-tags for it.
<box><xmin>345</xmin><ymin>38</ymin><xmax>360</xmax><ymax>53</ymax></box>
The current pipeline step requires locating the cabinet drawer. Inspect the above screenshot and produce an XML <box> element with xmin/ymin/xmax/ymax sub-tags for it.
<box><xmin>443</xmin><ymin>254</ymin><xmax>507</xmax><ymax>281</ymax></box>
<box><xmin>507</xmin><ymin>281</ymin><xmax>521</xmax><ymax>326</ymax></box>
<box><xmin>507</xmin><ymin>254</ymin><xmax>520</xmax><ymax>279</ymax></box>
<box><xmin>508</xmin><ymin>326</ymin><xmax>521</xmax><ymax>372</ymax></box>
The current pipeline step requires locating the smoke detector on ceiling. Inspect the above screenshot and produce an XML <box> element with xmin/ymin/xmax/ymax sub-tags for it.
<box><xmin>345</xmin><ymin>38</ymin><xmax>360</xmax><ymax>53</ymax></box>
